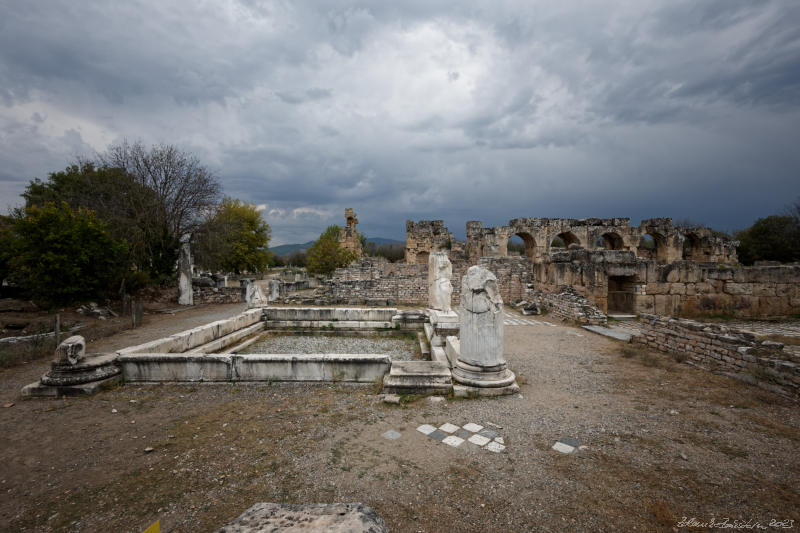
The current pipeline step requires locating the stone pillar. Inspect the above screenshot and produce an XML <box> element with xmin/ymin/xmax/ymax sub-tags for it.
<box><xmin>425</xmin><ymin>252</ymin><xmax>459</xmax><ymax>351</ymax></box>
<box><xmin>451</xmin><ymin>266</ymin><xmax>519</xmax><ymax>396</ymax></box>
<box><xmin>428</xmin><ymin>252</ymin><xmax>453</xmax><ymax>312</ymax></box>
<box><xmin>178</xmin><ymin>241</ymin><xmax>193</xmax><ymax>306</ymax></box>
<box><xmin>268</xmin><ymin>279</ymin><xmax>281</xmax><ymax>302</ymax></box>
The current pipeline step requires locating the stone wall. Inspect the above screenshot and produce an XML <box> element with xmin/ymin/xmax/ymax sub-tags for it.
<box><xmin>632</xmin><ymin>313</ymin><xmax>799</xmax><ymax>398</ymax></box>
<box><xmin>529</xmin><ymin>287</ymin><xmax>607</xmax><ymax>325</ymax></box>
<box><xmin>636</xmin><ymin>263</ymin><xmax>800</xmax><ymax>318</ymax></box>
<box><xmin>405</xmin><ymin>220</ymin><xmax>458</xmax><ymax>264</ymax></box>
<box><xmin>325</xmin><ymin>257</ymin><xmax>533</xmax><ymax>306</ymax></box>
<box><xmin>532</xmin><ymin>250</ymin><xmax>800</xmax><ymax>319</ymax></box>
<box><xmin>193</xmin><ymin>286</ymin><xmax>243</xmax><ymax>305</ymax></box>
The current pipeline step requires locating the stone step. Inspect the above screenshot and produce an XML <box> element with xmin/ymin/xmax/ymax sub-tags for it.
<box><xmin>381</xmin><ymin>360</ymin><xmax>452</xmax><ymax>395</ymax></box>
<box><xmin>608</xmin><ymin>314</ymin><xmax>637</xmax><ymax>321</ymax></box>
<box><xmin>582</xmin><ymin>325</ymin><xmax>632</xmax><ymax>342</ymax></box>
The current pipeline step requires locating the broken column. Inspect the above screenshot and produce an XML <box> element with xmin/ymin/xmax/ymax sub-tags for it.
<box><xmin>268</xmin><ymin>279</ymin><xmax>281</xmax><ymax>302</ymax></box>
<box><xmin>425</xmin><ymin>252</ymin><xmax>459</xmax><ymax>359</ymax></box>
<box><xmin>21</xmin><ymin>335</ymin><xmax>121</xmax><ymax>397</ymax></box>
<box><xmin>450</xmin><ymin>265</ymin><xmax>519</xmax><ymax>396</ymax></box>
<box><xmin>178</xmin><ymin>240</ymin><xmax>193</xmax><ymax>306</ymax></box>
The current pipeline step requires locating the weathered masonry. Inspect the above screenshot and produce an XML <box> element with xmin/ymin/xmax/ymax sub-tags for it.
<box><xmin>325</xmin><ymin>215</ymin><xmax>800</xmax><ymax>320</ymax></box>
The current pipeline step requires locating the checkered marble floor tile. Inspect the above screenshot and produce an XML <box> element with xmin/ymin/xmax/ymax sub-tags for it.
<box><xmin>503</xmin><ymin>313</ymin><xmax>557</xmax><ymax>327</ymax></box>
<box><xmin>416</xmin><ymin>422</ymin><xmax>506</xmax><ymax>452</ymax></box>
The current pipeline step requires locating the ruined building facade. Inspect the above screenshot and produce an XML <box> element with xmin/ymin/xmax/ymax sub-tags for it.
<box><xmin>338</xmin><ymin>208</ymin><xmax>362</xmax><ymax>259</ymax></box>
<box><xmin>326</xmin><ymin>214</ymin><xmax>799</xmax><ymax>321</ymax></box>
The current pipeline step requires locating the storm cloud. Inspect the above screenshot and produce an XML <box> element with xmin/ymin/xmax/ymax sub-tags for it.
<box><xmin>1</xmin><ymin>0</ymin><xmax>798</xmax><ymax>243</ymax></box>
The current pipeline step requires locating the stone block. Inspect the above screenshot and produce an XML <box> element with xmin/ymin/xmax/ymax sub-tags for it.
<box><xmin>216</xmin><ymin>502</ymin><xmax>387</xmax><ymax>533</ymax></box>
<box><xmin>725</xmin><ymin>283</ymin><xmax>753</xmax><ymax>296</ymax></box>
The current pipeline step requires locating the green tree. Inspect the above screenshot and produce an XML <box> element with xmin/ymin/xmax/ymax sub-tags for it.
<box><xmin>194</xmin><ymin>198</ymin><xmax>271</xmax><ymax>273</ymax></box>
<box><xmin>306</xmin><ymin>225</ymin><xmax>357</xmax><ymax>275</ymax></box>
<box><xmin>7</xmin><ymin>202</ymin><xmax>128</xmax><ymax>305</ymax></box>
<box><xmin>22</xmin><ymin>161</ymin><xmax>161</xmax><ymax>277</ymax></box>
<box><xmin>735</xmin><ymin>215</ymin><xmax>800</xmax><ymax>265</ymax></box>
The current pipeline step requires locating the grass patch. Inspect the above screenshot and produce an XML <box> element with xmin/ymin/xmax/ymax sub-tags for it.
<box><xmin>620</xmin><ymin>345</ymin><xmax>669</xmax><ymax>368</ymax></box>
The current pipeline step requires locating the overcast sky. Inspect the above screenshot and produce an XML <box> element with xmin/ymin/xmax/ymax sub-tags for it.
<box><xmin>1</xmin><ymin>1</ymin><xmax>799</xmax><ymax>244</ymax></box>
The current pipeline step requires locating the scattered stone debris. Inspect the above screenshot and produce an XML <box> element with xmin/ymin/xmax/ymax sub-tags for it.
<box><xmin>381</xmin><ymin>394</ymin><xmax>401</xmax><ymax>405</ymax></box>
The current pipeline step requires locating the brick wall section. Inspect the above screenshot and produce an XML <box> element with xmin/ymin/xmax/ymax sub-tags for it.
<box><xmin>325</xmin><ymin>257</ymin><xmax>533</xmax><ymax>306</ymax></box>
<box><xmin>632</xmin><ymin>313</ymin><xmax>799</xmax><ymax>398</ymax></box>
<box><xmin>193</xmin><ymin>286</ymin><xmax>243</xmax><ymax>304</ymax></box>
<box><xmin>529</xmin><ymin>287</ymin><xmax>607</xmax><ymax>325</ymax></box>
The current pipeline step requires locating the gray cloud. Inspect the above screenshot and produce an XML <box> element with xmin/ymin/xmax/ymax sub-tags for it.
<box><xmin>1</xmin><ymin>0</ymin><xmax>798</xmax><ymax>244</ymax></box>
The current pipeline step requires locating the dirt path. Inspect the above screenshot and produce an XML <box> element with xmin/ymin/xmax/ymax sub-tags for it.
<box><xmin>0</xmin><ymin>310</ymin><xmax>797</xmax><ymax>532</ymax></box>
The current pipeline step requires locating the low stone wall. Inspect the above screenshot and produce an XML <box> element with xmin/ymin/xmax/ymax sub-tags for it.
<box><xmin>193</xmin><ymin>286</ymin><xmax>243</xmax><ymax>305</ymax></box>
<box><xmin>632</xmin><ymin>313</ymin><xmax>799</xmax><ymax>398</ymax></box>
<box><xmin>118</xmin><ymin>353</ymin><xmax>391</xmax><ymax>383</ymax></box>
<box><xmin>117</xmin><ymin>309</ymin><xmax>262</xmax><ymax>355</ymax></box>
<box><xmin>530</xmin><ymin>287</ymin><xmax>607</xmax><ymax>325</ymax></box>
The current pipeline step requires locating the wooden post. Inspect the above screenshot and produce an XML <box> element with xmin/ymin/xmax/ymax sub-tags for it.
<box><xmin>54</xmin><ymin>313</ymin><xmax>61</xmax><ymax>347</ymax></box>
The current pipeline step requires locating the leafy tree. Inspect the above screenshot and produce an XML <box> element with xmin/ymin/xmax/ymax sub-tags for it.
<box><xmin>22</xmin><ymin>161</ymin><xmax>161</xmax><ymax>277</ymax></box>
<box><xmin>306</xmin><ymin>225</ymin><xmax>357</xmax><ymax>275</ymax></box>
<box><xmin>7</xmin><ymin>202</ymin><xmax>128</xmax><ymax>305</ymax></box>
<box><xmin>286</xmin><ymin>250</ymin><xmax>307</xmax><ymax>268</ymax></box>
<box><xmin>0</xmin><ymin>215</ymin><xmax>15</xmax><ymax>289</ymax></box>
<box><xmin>735</xmin><ymin>215</ymin><xmax>800</xmax><ymax>265</ymax></box>
<box><xmin>194</xmin><ymin>198</ymin><xmax>271</xmax><ymax>273</ymax></box>
<box><xmin>363</xmin><ymin>241</ymin><xmax>405</xmax><ymax>262</ymax></box>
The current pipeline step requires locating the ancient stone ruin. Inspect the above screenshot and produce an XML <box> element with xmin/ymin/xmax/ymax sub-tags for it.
<box><xmin>338</xmin><ymin>208</ymin><xmax>362</xmax><ymax>258</ymax></box>
<box><xmin>22</xmin><ymin>335</ymin><xmax>121</xmax><ymax>397</ymax></box>
<box><xmin>326</xmin><ymin>215</ymin><xmax>799</xmax><ymax>321</ymax></box>
<box><xmin>450</xmin><ymin>266</ymin><xmax>519</xmax><ymax>396</ymax></box>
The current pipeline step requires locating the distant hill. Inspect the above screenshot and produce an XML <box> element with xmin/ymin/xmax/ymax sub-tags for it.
<box><xmin>269</xmin><ymin>241</ymin><xmax>314</xmax><ymax>257</ymax></box>
<box><xmin>365</xmin><ymin>237</ymin><xmax>404</xmax><ymax>246</ymax></box>
<box><xmin>270</xmin><ymin>237</ymin><xmax>403</xmax><ymax>257</ymax></box>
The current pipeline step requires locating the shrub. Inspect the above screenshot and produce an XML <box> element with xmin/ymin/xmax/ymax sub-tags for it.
<box><xmin>7</xmin><ymin>202</ymin><xmax>128</xmax><ymax>305</ymax></box>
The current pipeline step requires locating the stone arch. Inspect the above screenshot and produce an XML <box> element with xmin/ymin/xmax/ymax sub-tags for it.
<box><xmin>508</xmin><ymin>232</ymin><xmax>537</xmax><ymax>259</ymax></box>
<box><xmin>682</xmin><ymin>232</ymin><xmax>702</xmax><ymax>260</ymax></box>
<box><xmin>551</xmin><ymin>231</ymin><xmax>580</xmax><ymax>249</ymax></box>
<box><xmin>599</xmin><ymin>232</ymin><xmax>625</xmax><ymax>250</ymax></box>
<box><xmin>638</xmin><ymin>232</ymin><xmax>667</xmax><ymax>262</ymax></box>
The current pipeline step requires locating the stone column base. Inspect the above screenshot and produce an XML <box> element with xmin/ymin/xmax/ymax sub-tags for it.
<box><xmin>451</xmin><ymin>359</ymin><xmax>519</xmax><ymax>397</ymax></box>
<box><xmin>453</xmin><ymin>383</ymin><xmax>520</xmax><ymax>398</ymax></box>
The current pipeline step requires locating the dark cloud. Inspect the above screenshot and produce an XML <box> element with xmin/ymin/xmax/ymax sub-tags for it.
<box><xmin>1</xmin><ymin>0</ymin><xmax>798</xmax><ymax>244</ymax></box>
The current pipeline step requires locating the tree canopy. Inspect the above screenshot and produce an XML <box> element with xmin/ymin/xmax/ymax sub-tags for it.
<box><xmin>2</xmin><ymin>202</ymin><xmax>128</xmax><ymax>305</ymax></box>
<box><xmin>305</xmin><ymin>225</ymin><xmax>357</xmax><ymax>275</ymax></box>
<box><xmin>193</xmin><ymin>198</ymin><xmax>272</xmax><ymax>274</ymax></box>
<box><xmin>735</xmin><ymin>215</ymin><xmax>800</xmax><ymax>265</ymax></box>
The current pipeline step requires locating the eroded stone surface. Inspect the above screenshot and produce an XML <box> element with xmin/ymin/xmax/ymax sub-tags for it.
<box><xmin>428</xmin><ymin>251</ymin><xmax>453</xmax><ymax>313</ymax></box>
<box><xmin>217</xmin><ymin>502</ymin><xmax>387</xmax><ymax>533</ymax></box>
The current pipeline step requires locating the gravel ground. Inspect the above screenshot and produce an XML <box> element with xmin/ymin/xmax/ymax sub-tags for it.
<box><xmin>239</xmin><ymin>333</ymin><xmax>419</xmax><ymax>360</ymax></box>
<box><xmin>0</xmin><ymin>306</ymin><xmax>797</xmax><ymax>532</ymax></box>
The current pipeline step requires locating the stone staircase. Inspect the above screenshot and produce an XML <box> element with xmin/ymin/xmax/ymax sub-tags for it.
<box><xmin>381</xmin><ymin>360</ymin><xmax>452</xmax><ymax>395</ymax></box>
